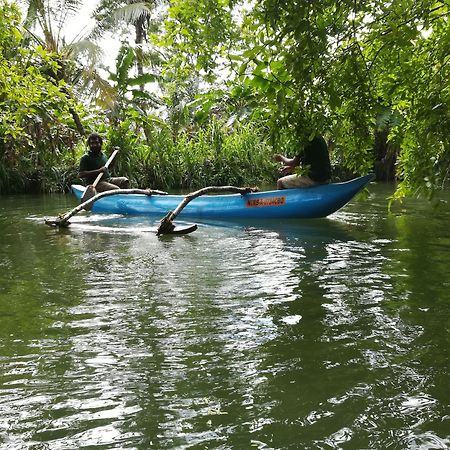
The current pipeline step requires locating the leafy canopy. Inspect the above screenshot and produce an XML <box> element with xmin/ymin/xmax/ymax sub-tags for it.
<box><xmin>155</xmin><ymin>0</ymin><xmax>450</xmax><ymax>198</ymax></box>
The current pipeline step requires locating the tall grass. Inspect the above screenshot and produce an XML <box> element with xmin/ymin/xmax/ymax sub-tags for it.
<box><xmin>0</xmin><ymin>119</ymin><xmax>278</xmax><ymax>193</ymax></box>
<box><xmin>130</xmin><ymin>120</ymin><xmax>277</xmax><ymax>191</ymax></box>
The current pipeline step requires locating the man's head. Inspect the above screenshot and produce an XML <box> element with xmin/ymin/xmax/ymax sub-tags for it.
<box><xmin>87</xmin><ymin>133</ymin><xmax>103</xmax><ymax>153</ymax></box>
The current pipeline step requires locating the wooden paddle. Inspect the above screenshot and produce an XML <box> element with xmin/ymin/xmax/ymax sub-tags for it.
<box><xmin>81</xmin><ymin>148</ymin><xmax>120</xmax><ymax>209</ymax></box>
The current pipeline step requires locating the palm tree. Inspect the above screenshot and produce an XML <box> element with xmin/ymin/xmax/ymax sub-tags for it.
<box><xmin>21</xmin><ymin>0</ymin><xmax>108</xmax><ymax>136</ymax></box>
<box><xmin>90</xmin><ymin>0</ymin><xmax>204</xmax><ymax>138</ymax></box>
<box><xmin>91</xmin><ymin>1</ymin><xmax>163</xmax><ymax>82</ymax></box>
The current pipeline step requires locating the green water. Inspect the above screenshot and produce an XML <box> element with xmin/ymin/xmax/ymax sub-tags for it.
<box><xmin>0</xmin><ymin>183</ymin><xmax>449</xmax><ymax>449</ymax></box>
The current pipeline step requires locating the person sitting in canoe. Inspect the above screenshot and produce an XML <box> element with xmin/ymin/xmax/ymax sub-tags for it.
<box><xmin>273</xmin><ymin>134</ymin><xmax>331</xmax><ymax>189</ymax></box>
<box><xmin>79</xmin><ymin>133</ymin><xmax>130</xmax><ymax>192</ymax></box>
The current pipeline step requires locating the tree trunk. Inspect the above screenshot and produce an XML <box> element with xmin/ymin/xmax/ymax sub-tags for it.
<box><xmin>134</xmin><ymin>18</ymin><xmax>145</xmax><ymax>86</ymax></box>
<box><xmin>69</xmin><ymin>106</ymin><xmax>85</xmax><ymax>136</ymax></box>
<box><xmin>374</xmin><ymin>129</ymin><xmax>398</xmax><ymax>181</ymax></box>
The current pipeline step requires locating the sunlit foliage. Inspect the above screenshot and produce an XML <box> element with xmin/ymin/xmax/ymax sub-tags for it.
<box><xmin>156</xmin><ymin>0</ymin><xmax>450</xmax><ymax>198</ymax></box>
<box><xmin>0</xmin><ymin>0</ymin><xmax>88</xmax><ymax>192</ymax></box>
<box><xmin>2</xmin><ymin>0</ymin><xmax>450</xmax><ymax>197</ymax></box>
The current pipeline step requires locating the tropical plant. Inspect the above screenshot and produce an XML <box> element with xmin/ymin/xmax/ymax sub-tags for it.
<box><xmin>155</xmin><ymin>0</ymin><xmax>450</xmax><ymax>199</ymax></box>
<box><xmin>128</xmin><ymin>118</ymin><xmax>275</xmax><ymax>190</ymax></box>
<box><xmin>102</xmin><ymin>44</ymin><xmax>161</xmax><ymax>113</ymax></box>
<box><xmin>91</xmin><ymin>0</ymin><xmax>163</xmax><ymax>81</ymax></box>
<box><xmin>21</xmin><ymin>0</ymin><xmax>110</xmax><ymax>132</ymax></box>
<box><xmin>0</xmin><ymin>0</ymin><xmax>90</xmax><ymax>193</ymax></box>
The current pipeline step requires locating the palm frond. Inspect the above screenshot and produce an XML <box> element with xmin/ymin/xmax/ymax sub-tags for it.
<box><xmin>64</xmin><ymin>39</ymin><xmax>104</xmax><ymax>68</ymax></box>
<box><xmin>62</xmin><ymin>0</ymin><xmax>83</xmax><ymax>16</ymax></box>
<box><xmin>22</xmin><ymin>0</ymin><xmax>45</xmax><ymax>30</ymax></box>
<box><xmin>131</xmin><ymin>89</ymin><xmax>163</xmax><ymax>106</ymax></box>
<box><xmin>140</xmin><ymin>48</ymin><xmax>165</xmax><ymax>67</ymax></box>
<box><xmin>89</xmin><ymin>2</ymin><xmax>153</xmax><ymax>40</ymax></box>
<box><xmin>86</xmin><ymin>73</ymin><xmax>118</xmax><ymax>109</ymax></box>
<box><xmin>111</xmin><ymin>2</ymin><xmax>152</xmax><ymax>25</ymax></box>
<box><xmin>22</xmin><ymin>25</ymin><xmax>45</xmax><ymax>47</ymax></box>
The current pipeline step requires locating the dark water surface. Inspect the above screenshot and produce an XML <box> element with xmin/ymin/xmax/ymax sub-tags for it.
<box><xmin>0</xmin><ymin>183</ymin><xmax>449</xmax><ymax>449</ymax></box>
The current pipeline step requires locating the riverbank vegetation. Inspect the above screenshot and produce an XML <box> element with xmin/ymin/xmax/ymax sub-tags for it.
<box><xmin>1</xmin><ymin>0</ymin><xmax>449</xmax><ymax>199</ymax></box>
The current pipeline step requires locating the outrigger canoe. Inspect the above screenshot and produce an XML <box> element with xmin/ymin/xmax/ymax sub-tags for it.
<box><xmin>71</xmin><ymin>174</ymin><xmax>373</xmax><ymax>220</ymax></box>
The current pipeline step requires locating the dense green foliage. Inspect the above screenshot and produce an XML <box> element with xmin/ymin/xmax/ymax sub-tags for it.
<box><xmin>157</xmin><ymin>0</ymin><xmax>450</xmax><ymax>199</ymax></box>
<box><xmin>107</xmin><ymin>119</ymin><xmax>274</xmax><ymax>190</ymax></box>
<box><xmin>89</xmin><ymin>113</ymin><xmax>275</xmax><ymax>190</ymax></box>
<box><xmin>0</xmin><ymin>1</ymin><xmax>87</xmax><ymax>192</ymax></box>
<box><xmin>1</xmin><ymin>0</ymin><xmax>449</xmax><ymax>198</ymax></box>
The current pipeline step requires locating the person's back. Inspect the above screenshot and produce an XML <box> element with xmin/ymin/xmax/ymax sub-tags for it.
<box><xmin>274</xmin><ymin>134</ymin><xmax>331</xmax><ymax>189</ymax></box>
<box><xmin>300</xmin><ymin>135</ymin><xmax>331</xmax><ymax>183</ymax></box>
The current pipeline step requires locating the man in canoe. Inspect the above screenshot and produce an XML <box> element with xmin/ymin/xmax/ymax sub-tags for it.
<box><xmin>79</xmin><ymin>133</ymin><xmax>130</xmax><ymax>191</ymax></box>
<box><xmin>273</xmin><ymin>134</ymin><xmax>331</xmax><ymax>189</ymax></box>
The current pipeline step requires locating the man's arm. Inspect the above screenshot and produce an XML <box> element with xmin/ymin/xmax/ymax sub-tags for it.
<box><xmin>273</xmin><ymin>154</ymin><xmax>301</xmax><ymax>175</ymax></box>
<box><xmin>273</xmin><ymin>154</ymin><xmax>301</xmax><ymax>166</ymax></box>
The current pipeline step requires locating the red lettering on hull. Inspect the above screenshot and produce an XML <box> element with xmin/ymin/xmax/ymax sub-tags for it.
<box><xmin>246</xmin><ymin>197</ymin><xmax>286</xmax><ymax>207</ymax></box>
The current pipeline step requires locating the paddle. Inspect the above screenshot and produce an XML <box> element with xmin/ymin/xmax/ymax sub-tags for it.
<box><xmin>80</xmin><ymin>148</ymin><xmax>120</xmax><ymax>209</ymax></box>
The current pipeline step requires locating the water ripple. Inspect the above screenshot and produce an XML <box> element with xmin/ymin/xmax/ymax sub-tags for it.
<box><xmin>1</xmin><ymin>189</ymin><xmax>449</xmax><ymax>448</ymax></box>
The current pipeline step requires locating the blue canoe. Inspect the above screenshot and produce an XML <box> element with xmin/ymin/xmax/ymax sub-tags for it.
<box><xmin>71</xmin><ymin>174</ymin><xmax>373</xmax><ymax>220</ymax></box>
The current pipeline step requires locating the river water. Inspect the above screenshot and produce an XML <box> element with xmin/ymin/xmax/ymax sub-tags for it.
<box><xmin>0</xmin><ymin>183</ymin><xmax>449</xmax><ymax>449</ymax></box>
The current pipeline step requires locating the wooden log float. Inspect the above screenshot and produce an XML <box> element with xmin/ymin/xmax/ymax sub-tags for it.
<box><xmin>156</xmin><ymin>185</ymin><xmax>259</xmax><ymax>235</ymax></box>
<box><xmin>45</xmin><ymin>188</ymin><xmax>168</xmax><ymax>228</ymax></box>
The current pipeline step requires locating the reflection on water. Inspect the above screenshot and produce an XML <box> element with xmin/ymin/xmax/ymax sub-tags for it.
<box><xmin>0</xmin><ymin>186</ymin><xmax>449</xmax><ymax>449</ymax></box>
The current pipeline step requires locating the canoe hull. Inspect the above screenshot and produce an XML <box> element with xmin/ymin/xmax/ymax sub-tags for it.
<box><xmin>71</xmin><ymin>175</ymin><xmax>373</xmax><ymax>220</ymax></box>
